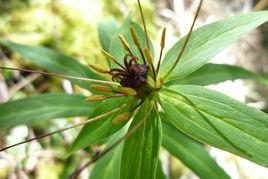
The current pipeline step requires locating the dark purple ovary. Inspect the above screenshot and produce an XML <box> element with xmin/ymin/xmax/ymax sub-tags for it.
<box><xmin>120</xmin><ymin>64</ymin><xmax>149</xmax><ymax>89</ymax></box>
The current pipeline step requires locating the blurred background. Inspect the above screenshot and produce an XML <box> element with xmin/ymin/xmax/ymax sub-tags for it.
<box><xmin>0</xmin><ymin>0</ymin><xmax>268</xmax><ymax>178</ymax></box>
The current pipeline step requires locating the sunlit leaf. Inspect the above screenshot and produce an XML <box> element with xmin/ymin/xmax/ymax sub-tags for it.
<box><xmin>89</xmin><ymin>123</ymin><xmax>129</xmax><ymax>179</ymax></box>
<box><xmin>98</xmin><ymin>18</ymin><xmax>118</xmax><ymax>53</ymax></box>
<box><xmin>159</xmin><ymin>85</ymin><xmax>268</xmax><ymax>168</ymax></box>
<box><xmin>160</xmin><ymin>11</ymin><xmax>268</xmax><ymax>82</ymax></box>
<box><xmin>165</xmin><ymin>63</ymin><xmax>268</xmax><ymax>86</ymax></box>
<box><xmin>120</xmin><ymin>100</ymin><xmax>162</xmax><ymax>179</ymax></box>
<box><xmin>162</xmin><ymin>119</ymin><xmax>230</xmax><ymax>179</ymax></box>
<box><xmin>156</xmin><ymin>159</ymin><xmax>168</xmax><ymax>179</ymax></box>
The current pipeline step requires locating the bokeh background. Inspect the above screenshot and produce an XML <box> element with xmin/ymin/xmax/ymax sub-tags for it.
<box><xmin>0</xmin><ymin>0</ymin><xmax>268</xmax><ymax>178</ymax></box>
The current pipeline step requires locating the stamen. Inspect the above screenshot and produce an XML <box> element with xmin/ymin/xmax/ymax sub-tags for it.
<box><xmin>155</xmin><ymin>77</ymin><xmax>164</xmax><ymax>90</ymax></box>
<box><xmin>100</xmin><ymin>50</ymin><xmax>126</xmax><ymax>70</ymax></box>
<box><xmin>112</xmin><ymin>99</ymin><xmax>144</xmax><ymax>125</ymax></box>
<box><xmin>130</xmin><ymin>26</ymin><xmax>147</xmax><ymax>64</ymax></box>
<box><xmin>106</xmin><ymin>94</ymin><xmax>126</xmax><ymax>99</ymax></box>
<box><xmin>130</xmin><ymin>26</ymin><xmax>141</xmax><ymax>47</ymax></box>
<box><xmin>90</xmin><ymin>85</ymin><xmax>113</xmax><ymax>93</ymax></box>
<box><xmin>88</xmin><ymin>64</ymin><xmax>110</xmax><ymax>74</ymax></box>
<box><xmin>143</xmin><ymin>48</ymin><xmax>153</xmax><ymax>65</ymax></box>
<box><xmin>86</xmin><ymin>95</ymin><xmax>108</xmax><ymax>102</ymax></box>
<box><xmin>164</xmin><ymin>0</ymin><xmax>203</xmax><ymax>79</ymax></box>
<box><xmin>144</xmin><ymin>47</ymin><xmax>156</xmax><ymax>81</ymax></box>
<box><xmin>86</xmin><ymin>94</ymin><xmax>126</xmax><ymax>102</ymax></box>
<box><xmin>0</xmin><ymin>107</ymin><xmax>122</xmax><ymax>152</ymax></box>
<box><xmin>137</xmin><ymin>0</ymin><xmax>150</xmax><ymax>52</ymax></box>
<box><xmin>0</xmin><ymin>66</ymin><xmax>119</xmax><ymax>86</ymax></box>
<box><xmin>117</xmin><ymin>87</ymin><xmax>137</xmax><ymax>96</ymax></box>
<box><xmin>156</xmin><ymin>27</ymin><xmax>166</xmax><ymax>73</ymax></box>
<box><xmin>119</xmin><ymin>34</ymin><xmax>133</xmax><ymax>56</ymax></box>
<box><xmin>112</xmin><ymin>112</ymin><xmax>132</xmax><ymax>124</ymax></box>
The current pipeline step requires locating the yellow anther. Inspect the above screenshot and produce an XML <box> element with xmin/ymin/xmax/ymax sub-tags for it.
<box><xmin>90</xmin><ymin>85</ymin><xmax>113</xmax><ymax>93</ymax></box>
<box><xmin>88</xmin><ymin>64</ymin><xmax>109</xmax><ymax>74</ymax></box>
<box><xmin>161</xmin><ymin>27</ymin><xmax>166</xmax><ymax>48</ymax></box>
<box><xmin>100</xmin><ymin>50</ymin><xmax>116</xmax><ymax>63</ymax></box>
<box><xmin>130</xmin><ymin>26</ymin><xmax>141</xmax><ymax>47</ymax></box>
<box><xmin>100</xmin><ymin>50</ymin><xmax>126</xmax><ymax>69</ymax></box>
<box><xmin>86</xmin><ymin>95</ymin><xmax>107</xmax><ymax>102</ymax></box>
<box><xmin>118</xmin><ymin>87</ymin><xmax>137</xmax><ymax>96</ymax></box>
<box><xmin>119</xmin><ymin>34</ymin><xmax>131</xmax><ymax>53</ymax></box>
<box><xmin>156</xmin><ymin>77</ymin><xmax>164</xmax><ymax>89</ymax></box>
<box><xmin>112</xmin><ymin>112</ymin><xmax>132</xmax><ymax>124</ymax></box>
<box><xmin>144</xmin><ymin>47</ymin><xmax>153</xmax><ymax>65</ymax></box>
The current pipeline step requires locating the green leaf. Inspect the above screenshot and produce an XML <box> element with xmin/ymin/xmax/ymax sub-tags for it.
<box><xmin>165</xmin><ymin>63</ymin><xmax>268</xmax><ymax>86</ymax></box>
<box><xmin>89</xmin><ymin>123</ymin><xmax>129</xmax><ymax>179</ymax></box>
<box><xmin>109</xmin><ymin>16</ymin><xmax>154</xmax><ymax>69</ymax></box>
<box><xmin>162</xmin><ymin>119</ymin><xmax>230</xmax><ymax>179</ymax></box>
<box><xmin>159</xmin><ymin>85</ymin><xmax>268</xmax><ymax>168</ymax></box>
<box><xmin>120</xmin><ymin>100</ymin><xmax>162</xmax><ymax>179</ymax></box>
<box><xmin>0</xmin><ymin>93</ymin><xmax>95</xmax><ymax>128</ymax></box>
<box><xmin>156</xmin><ymin>160</ymin><xmax>168</xmax><ymax>179</ymax></box>
<box><xmin>98</xmin><ymin>18</ymin><xmax>118</xmax><ymax>53</ymax></box>
<box><xmin>160</xmin><ymin>11</ymin><xmax>268</xmax><ymax>82</ymax></box>
<box><xmin>67</xmin><ymin>97</ymin><xmax>135</xmax><ymax>156</ymax></box>
<box><xmin>1</xmin><ymin>41</ymin><xmax>103</xmax><ymax>89</ymax></box>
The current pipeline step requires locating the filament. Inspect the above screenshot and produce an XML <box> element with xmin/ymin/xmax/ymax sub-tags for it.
<box><xmin>137</xmin><ymin>0</ymin><xmax>150</xmax><ymax>52</ymax></box>
<box><xmin>0</xmin><ymin>66</ymin><xmax>119</xmax><ymax>85</ymax></box>
<box><xmin>163</xmin><ymin>0</ymin><xmax>203</xmax><ymax>79</ymax></box>
<box><xmin>0</xmin><ymin>107</ymin><xmax>122</xmax><ymax>152</ymax></box>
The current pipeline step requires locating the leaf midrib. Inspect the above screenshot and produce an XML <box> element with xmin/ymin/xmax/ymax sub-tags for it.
<box><xmin>179</xmin><ymin>91</ymin><xmax>268</xmax><ymax>128</ymax></box>
<box><xmin>161</xmin><ymin>91</ymin><xmax>268</xmax><ymax>146</ymax></box>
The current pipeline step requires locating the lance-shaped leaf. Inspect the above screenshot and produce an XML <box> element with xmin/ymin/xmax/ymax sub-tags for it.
<box><xmin>165</xmin><ymin>63</ymin><xmax>268</xmax><ymax>86</ymax></box>
<box><xmin>156</xmin><ymin>159</ymin><xmax>168</xmax><ymax>179</ymax></box>
<box><xmin>89</xmin><ymin>123</ymin><xmax>129</xmax><ymax>179</ymax></box>
<box><xmin>159</xmin><ymin>85</ymin><xmax>268</xmax><ymax>168</ymax></box>
<box><xmin>67</xmin><ymin>97</ymin><xmax>134</xmax><ymax>156</ymax></box>
<box><xmin>120</xmin><ymin>100</ymin><xmax>162</xmax><ymax>179</ymax></box>
<box><xmin>162</xmin><ymin>120</ymin><xmax>230</xmax><ymax>179</ymax></box>
<box><xmin>160</xmin><ymin>11</ymin><xmax>268</xmax><ymax>82</ymax></box>
<box><xmin>109</xmin><ymin>16</ymin><xmax>154</xmax><ymax>69</ymax></box>
<box><xmin>0</xmin><ymin>40</ymin><xmax>103</xmax><ymax>89</ymax></box>
<box><xmin>98</xmin><ymin>18</ymin><xmax>119</xmax><ymax>53</ymax></box>
<box><xmin>0</xmin><ymin>93</ymin><xmax>95</xmax><ymax>128</ymax></box>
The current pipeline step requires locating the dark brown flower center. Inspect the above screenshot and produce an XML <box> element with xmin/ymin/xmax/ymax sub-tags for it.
<box><xmin>120</xmin><ymin>64</ymin><xmax>149</xmax><ymax>89</ymax></box>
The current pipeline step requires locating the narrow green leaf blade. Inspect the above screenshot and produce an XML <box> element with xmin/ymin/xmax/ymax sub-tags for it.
<box><xmin>90</xmin><ymin>144</ymin><xmax>122</xmax><ymax>179</ymax></box>
<box><xmin>166</xmin><ymin>63</ymin><xmax>268</xmax><ymax>86</ymax></box>
<box><xmin>98</xmin><ymin>18</ymin><xmax>118</xmax><ymax>52</ymax></box>
<box><xmin>162</xmin><ymin>120</ymin><xmax>230</xmax><ymax>179</ymax></box>
<box><xmin>0</xmin><ymin>93</ymin><xmax>94</xmax><ymax>128</ymax></box>
<box><xmin>1</xmin><ymin>41</ymin><xmax>102</xmax><ymax>88</ymax></box>
<box><xmin>89</xmin><ymin>123</ymin><xmax>129</xmax><ymax>179</ymax></box>
<box><xmin>159</xmin><ymin>85</ymin><xmax>268</xmax><ymax>168</ymax></box>
<box><xmin>120</xmin><ymin>100</ymin><xmax>162</xmax><ymax>179</ymax></box>
<box><xmin>160</xmin><ymin>11</ymin><xmax>268</xmax><ymax>82</ymax></box>
<box><xmin>67</xmin><ymin>97</ymin><xmax>134</xmax><ymax>156</ymax></box>
<box><xmin>156</xmin><ymin>159</ymin><xmax>168</xmax><ymax>179</ymax></box>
